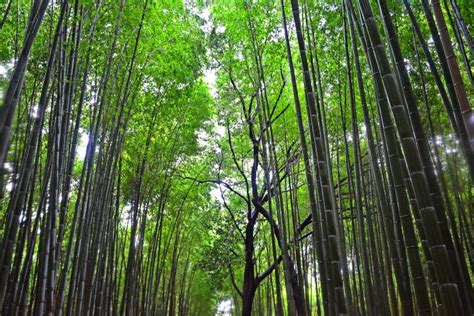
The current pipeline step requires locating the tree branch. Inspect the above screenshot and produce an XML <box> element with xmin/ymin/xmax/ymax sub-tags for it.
<box><xmin>256</xmin><ymin>255</ymin><xmax>283</xmax><ymax>284</ymax></box>
<box><xmin>178</xmin><ymin>176</ymin><xmax>248</xmax><ymax>203</ymax></box>
<box><xmin>228</xmin><ymin>259</ymin><xmax>243</xmax><ymax>298</ymax></box>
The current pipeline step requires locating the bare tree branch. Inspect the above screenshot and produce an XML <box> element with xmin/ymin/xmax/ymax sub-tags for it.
<box><xmin>256</xmin><ymin>255</ymin><xmax>283</xmax><ymax>284</ymax></box>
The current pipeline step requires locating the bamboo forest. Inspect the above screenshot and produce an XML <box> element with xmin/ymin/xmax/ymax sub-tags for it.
<box><xmin>1</xmin><ymin>0</ymin><xmax>474</xmax><ymax>315</ymax></box>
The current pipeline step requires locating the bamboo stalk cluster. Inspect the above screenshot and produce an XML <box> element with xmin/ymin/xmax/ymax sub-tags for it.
<box><xmin>0</xmin><ymin>0</ymin><xmax>472</xmax><ymax>315</ymax></box>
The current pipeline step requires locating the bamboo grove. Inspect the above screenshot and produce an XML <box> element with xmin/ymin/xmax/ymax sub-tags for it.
<box><xmin>0</xmin><ymin>0</ymin><xmax>472</xmax><ymax>315</ymax></box>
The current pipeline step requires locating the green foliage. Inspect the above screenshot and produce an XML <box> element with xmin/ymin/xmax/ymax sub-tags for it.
<box><xmin>0</xmin><ymin>0</ymin><xmax>473</xmax><ymax>314</ymax></box>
